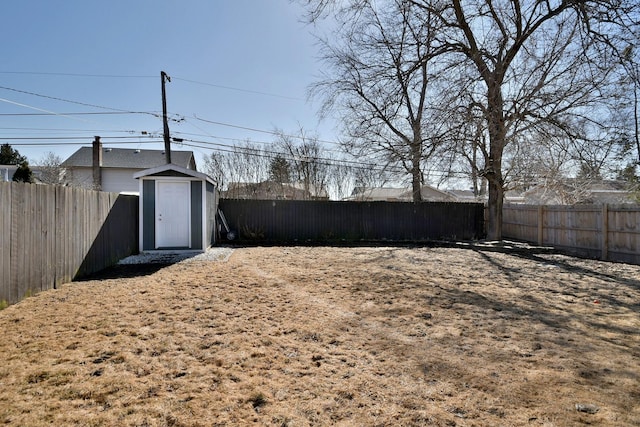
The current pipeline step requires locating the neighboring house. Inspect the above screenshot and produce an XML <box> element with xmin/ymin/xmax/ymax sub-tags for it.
<box><xmin>0</xmin><ymin>165</ymin><xmax>18</xmax><ymax>182</ymax></box>
<box><xmin>445</xmin><ymin>189</ymin><xmax>481</xmax><ymax>203</ymax></box>
<box><xmin>511</xmin><ymin>180</ymin><xmax>637</xmax><ymax>205</ymax></box>
<box><xmin>504</xmin><ymin>189</ymin><xmax>527</xmax><ymax>204</ymax></box>
<box><xmin>347</xmin><ymin>185</ymin><xmax>458</xmax><ymax>202</ymax></box>
<box><xmin>223</xmin><ymin>181</ymin><xmax>329</xmax><ymax>200</ymax></box>
<box><xmin>61</xmin><ymin>138</ymin><xmax>197</xmax><ymax>194</ymax></box>
<box><xmin>1</xmin><ymin>164</ymin><xmax>47</xmax><ymax>183</ymax></box>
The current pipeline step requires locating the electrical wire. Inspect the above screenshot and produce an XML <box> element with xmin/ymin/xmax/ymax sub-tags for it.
<box><xmin>3</xmin><ymin>128</ymin><xmax>471</xmax><ymax>177</ymax></box>
<box><xmin>0</xmin><ymin>111</ymin><xmax>157</xmax><ymax>117</ymax></box>
<box><xmin>172</xmin><ymin>76</ymin><xmax>303</xmax><ymax>101</ymax></box>
<box><xmin>0</xmin><ymin>71</ymin><xmax>304</xmax><ymax>101</ymax></box>
<box><xmin>8</xmin><ymin>140</ymin><xmax>164</xmax><ymax>147</ymax></box>
<box><xmin>0</xmin><ymin>79</ymin><xmax>473</xmax><ymax>178</ymax></box>
<box><xmin>0</xmin><ymin>127</ymin><xmax>147</xmax><ymax>134</ymax></box>
<box><xmin>191</xmin><ymin>115</ymin><xmax>344</xmax><ymax>147</ymax></box>
<box><xmin>0</xmin><ymin>85</ymin><xmax>157</xmax><ymax>116</ymax></box>
<box><xmin>178</xmin><ymin>137</ymin><xmax>413</xmax><ymax>175</ymax></box>
<box><xmin>0</xmin><ymin>84</ymin><xmax>337</xmax><ymax>147</ymax></box>
<box><xmin>0</xmin><ymin>97</ymin><xmax>93</xmax><ymax>123</ymax></box>
<box><xmin>180</xmin><ymin>141</ymin><xmax>388</xmax><ymax>173</ymax></box>
<box><xmin>0</xmin><ymin>71</ymin><xmax>155</xmax><ymax>78</ymax></box>
<box><xmin>0</xmin><ymin>136</ymin><xmax>157</xmax><ymax>140</ymax></box>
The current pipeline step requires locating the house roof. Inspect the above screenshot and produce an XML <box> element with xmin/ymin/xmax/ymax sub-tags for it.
<box><xmin>61</xmin><ymin>147</ymin><xmax>195</xmax><ymax>170</ymax></box>
<box><xmin>351</xmin><ymin>187</ymin><xmax>408</xmax><ymax>200</ymax></box>
<box><xmin>349</xmin><ymin>185</ymin><xmax>456</xmax><ymax>201</ymax></box>
<box><xmin>517</xmin><ymin>179</ymin><xmax>637</xmax><ymax>204</ymax></box>
<box><xmin>225</xmin><ymin>181</ymin><xmax>329</xmax><ymax>199</ymax></box>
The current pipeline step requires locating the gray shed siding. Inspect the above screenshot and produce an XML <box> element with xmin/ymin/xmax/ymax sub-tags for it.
<box><xmin>190</xmin><ymin>181</ymin><xmax>203</xmax><ymax>249</ymax></box>
<box><xmin>206</xmin><ymin>182</ymin><xmax>217</xmax><ymax>246</ymax></box>
<box><xmin>142</xmin><ymin>179</ymin><xmax>155</xmax><ymax>250</ymax></box>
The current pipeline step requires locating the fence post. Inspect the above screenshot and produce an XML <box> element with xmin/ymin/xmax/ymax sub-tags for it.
<box><xmin>537</xmin><ymin>205</ymin><xmax>544</xmax><ymax>246</ymax></box>
<box><xmin>601</xmin><ymin>203</ymin><xmax>608</xmax><ymax>261</ymax></box>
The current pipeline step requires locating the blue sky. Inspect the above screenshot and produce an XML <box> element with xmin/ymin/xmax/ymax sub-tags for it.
<box><xmin>0</xmin><ymin>0</ymin><xmax>336</xmax><ymax>166</ymax></box>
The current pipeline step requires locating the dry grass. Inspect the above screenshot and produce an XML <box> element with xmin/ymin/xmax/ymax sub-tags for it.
<box><xmin>0</xmin><ymin>244</ymin><xmax>638</xmax><ymax>426</ymax></box>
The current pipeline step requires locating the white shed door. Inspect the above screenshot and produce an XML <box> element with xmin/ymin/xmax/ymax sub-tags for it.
<box><xmin>156</xmin><ymin>181</ymin><xmax>190</xmax><ymax>248</ymax></box>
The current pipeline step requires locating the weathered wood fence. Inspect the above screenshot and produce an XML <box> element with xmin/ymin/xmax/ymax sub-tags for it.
<box><xmin>1</xmin><ymin>182</ymin><xmax>138</xmax><ymax>305</ymax></box>
<box><xmin>219</xmin><ymin>199</ymin><xmax>485</xmax><ymax>243</ymax></box>
<box><xmin>503</xmin><ymin>204</ymin><xmax>640</xmax><ymax>264</ymax></box>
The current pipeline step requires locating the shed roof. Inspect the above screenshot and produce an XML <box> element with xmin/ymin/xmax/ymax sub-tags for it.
<box><xmin>61</xmin><ymin>147</ymin><xmax>195</xmax><ymax>170</ymax></box>
<box><xmin>133</xmin><ymin>164</ymin><xmax>215</xmax><ymax>185</ymax></box>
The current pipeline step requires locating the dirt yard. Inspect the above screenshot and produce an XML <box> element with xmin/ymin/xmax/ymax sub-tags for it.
<box><xmin>0</xmin><ymin>244</ymin><xmax>638</xmax><ymax>426</ymax></box>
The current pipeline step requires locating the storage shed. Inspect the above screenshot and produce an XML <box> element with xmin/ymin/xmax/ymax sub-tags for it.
<box><xmin>134</xmin><ymin>164</ymin><xmax>218</xmax><ymax>252</ymax></box>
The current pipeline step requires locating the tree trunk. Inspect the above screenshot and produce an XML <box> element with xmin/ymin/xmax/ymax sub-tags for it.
<box><xmin>485</xmin><ymin>80</ymin><xmax>506</xmax><ymax>240</ymax></box>
<box><xmin>411</xmin><ymin>170</ymin><xmax>422</xmax><ymax>202</ymax></box>
<box><xmin>411</xmin><ymin>137</ymin><xmax>423</xmax><ymax>202</ymax></box>
<box><xmin>485</xmin><ymin>176</ymin><xmax>504</xmax><ymax>240</ymax></box>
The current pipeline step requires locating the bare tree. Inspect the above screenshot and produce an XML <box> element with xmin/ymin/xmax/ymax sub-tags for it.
<box><xmin>311</xmin><ymin>0</ymin><xmax>451</xmax><ymax>202</ymax></box>
<box><xmin>618</xmin><ymin>45</ymin><xmax>640</xmax><ymax>164</ymax></box>
<box><xmin>303</xmin><ymin>0</ymin><xmax>639</xmax><ymax>237</ymax></box>
<box><xmin>36</xmin><ymin>152</ymin><xmax>65</xmax><ymax>185</ymax></box>
<box><xmin>412</xmin><ymin>0</ymin><xmax>639</xmax><ymax>238</ymax></box>
<box><xmin>202</xmin><ymin>141</ymin><xmax>271</xmax><ymax>198</ymax></box>
<box><xmin>274</xmin><ymin>128</ymin><xmax>331</xmax><ymax>200</ymax></box>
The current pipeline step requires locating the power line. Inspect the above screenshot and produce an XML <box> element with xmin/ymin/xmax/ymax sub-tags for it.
<box><xmin>0</xmin><ymin>126</ymin><xmax>471</xmax><ymax>177</ymax></box>
<box><xmin>171</xmin><ymin>130</ymin><xmax>348</xmax><ymax>159</ymax></box>
<box><xmin>0</xmin><ymin>71</ymin><xmax>155</xmax><ymax>78</ymax></box>
<box><xmin>173</xmin><ymin>76</ymin><xmax>303</xmax><ymax>101</ymax></box>
<box><xmin>191</xmin><ymin>115</ymin><xmax>343</xmax><ymax>147</ymax></box>
<box><xmin>179</xmin><ymin>137</ymin><xmax>409</xmax><ymax>174</ymax></box>
<box><xmin>0</xmin><ymin>85</ymin><xmax>157</xmax><ymax>115</ymax></box>
<box><xmin>0</xmin><ymin>83</ymin><xmax>333</xmax><ymax>147</ymax></box>
<box><xmin>0</xmin><ymin>127</ymin><xmax>147</xmax><ymax>133</ymax></box>
<box><xmin>0</xmin><ymin>111</ymin><xmax>155</xmax><ymax>117</ymax></box>
<box><xmin>0</xmin><ymin>135</ymin><xmax>157</xmax><ymax>140</ymax></box>
<box><xmin>8</xmin><ymin>140</ymin><xmax>164</xmax><ymax>147</ymax></box>
<box><xmin>0</xmin><ymin>97</ymin><xmax>92</xmax><ymax>123</ymax></box>
<box><xmin>0</xmin><ymin>71</ymin><xmax>303</xmax><ymax>101</ymax></box>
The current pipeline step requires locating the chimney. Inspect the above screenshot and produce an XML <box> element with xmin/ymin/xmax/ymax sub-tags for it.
<box><xmin>92</xmin><ymin>136</ymin><xmax>102</xmax><ymax>190</ymax></box>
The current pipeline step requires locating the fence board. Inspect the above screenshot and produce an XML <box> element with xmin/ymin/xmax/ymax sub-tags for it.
<box><xmin>218</xmin><ymin>199</ymin><xmax>484</xmax><ymax>243</ymax></box>
<box><xmin>0</xmin><ymin>183</ymin><xmax>138</xmax><ymax>305</ymax></box>
<box><xmin>0</xmin><ymin>183</ymin><xmax>10</xmax><ymax>303</ymax></box>
<box><xmin>10</xmin><ymin>183</ymin><xmax>23</xmax><ymax>302</ymax></box>
<box><xmin>504</xmin><ymin>203</ymin><xmax>640</xmax><ymax>265</ymax></box>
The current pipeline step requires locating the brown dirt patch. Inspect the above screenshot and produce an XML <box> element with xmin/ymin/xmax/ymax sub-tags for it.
<box><xmin>0</xmin><ymin>245</ymin><xmax>638</xmax><ymax>426</ymax></box>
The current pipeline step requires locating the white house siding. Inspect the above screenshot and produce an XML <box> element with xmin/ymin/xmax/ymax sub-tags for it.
<box><xmin>102</xmin><ymin>169</ymin><xmax>140</xmax><ymax>193</ymax></box>
<box><xmin>65</xmin><ymin>168</ymin><xmax>141</xmax><ymax>193</ymax></box>
<box><xmin>66</xmin><ymin>168</ymin><xmax>94</xmax><ymax>189</ymax></box>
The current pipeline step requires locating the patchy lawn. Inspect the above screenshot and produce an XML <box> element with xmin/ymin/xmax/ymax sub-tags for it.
<box><xmin>0</xmin><ymin>244</ymin><xmax>638</xmax><ymax>426</ymax></box>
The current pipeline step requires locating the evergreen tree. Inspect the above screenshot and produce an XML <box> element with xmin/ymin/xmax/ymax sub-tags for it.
<box><xmin>12</xmin><ymin>161</ymin><xmax>34</xmax><ymax>183</ymax></box>
<box><xmin>1</xmin><ymin>144</ymin><xmax>34</xmax><ymax>183</ymax></box>
<box><xmin>269</xmin><ymin>154</ymin><xmax>291</xmax><ymax>183</ymax></box>
<box><xmin>0</xmin><ymin>143</ymin><xmax>26</xmax><ymax>165</ymax></box>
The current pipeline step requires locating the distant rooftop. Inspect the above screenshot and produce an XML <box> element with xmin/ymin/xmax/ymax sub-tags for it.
<box><xmin>61</xmin><ymin>147</ymin><xmax>196</xmax><ymax>170</ymax></box>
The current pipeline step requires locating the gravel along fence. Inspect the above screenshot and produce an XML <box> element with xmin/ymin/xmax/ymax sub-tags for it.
<box><xmin>117</xmin><ymin>247</ymin><xmax>234</xmax><ymax>265</ymax></box>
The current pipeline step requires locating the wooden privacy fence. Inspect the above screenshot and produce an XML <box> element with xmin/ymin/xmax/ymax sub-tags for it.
<box><xmin>1</xmin><ymin>182</ymin><xmax>138</xmax><ymax>305</ymax></box>
<box><xmin>503</xmin><ymin>203</ymin><xmax>640</xmax><ymax>264</ymax></box>
<box><xmin>218</xmin><ymin>199</ymin><xmax>485</xmax><ymax>243</ymax></box>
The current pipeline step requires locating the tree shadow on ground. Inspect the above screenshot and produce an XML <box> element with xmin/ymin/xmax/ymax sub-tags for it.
<box><xmin>465</xmin><ymin>241</ymin><xmax>640</xmax><ymax>292</ymax></box>
<box><xmin>456</xmin><ymin>242</ymin><xmax>640</xmax><ymax>343</ymax></box>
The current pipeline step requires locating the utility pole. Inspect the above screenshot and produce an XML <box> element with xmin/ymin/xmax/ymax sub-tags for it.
<box><xmin>161</xmin><ymin>71</ymin><xmax>172</xmax><ymax>164</ymax></box>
